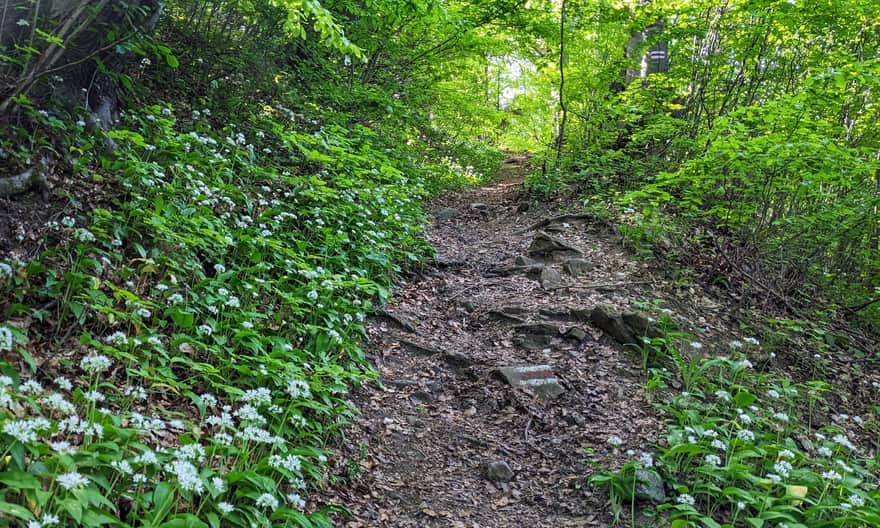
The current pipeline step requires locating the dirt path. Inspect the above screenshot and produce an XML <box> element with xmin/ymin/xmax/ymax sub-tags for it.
<box><xmin>326</xmin><ymin>157</ymin><xmax>664</xmax><ymax>527</ymax></box>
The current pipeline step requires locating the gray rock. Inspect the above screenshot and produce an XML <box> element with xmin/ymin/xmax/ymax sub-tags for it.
<box><xmin>565</xmin><ymin>327</ymin><xmax>589</xmax><ymax>342</ymax></box>
<box><xmin>500</xmin><ymin>305</ymin><xmax>528</xmax><ymax>315</ymax></box>
<box><xmin>515</xmin><ymin>255</ymin><xmax>540</xmax><ymax>266</ymax></box>
<box><xmin>496</xmin><ymin>365</ymin><xmax>565</xmax><ymax>400</ymax></box>
<box><xmin>539</xmin><ymin>306</ymin><xmax>573</xmax><ymax>320</ymax></box>
<box><xmin>410</xmin><ymin>390</ymin><xmax>435</xmax><ymax>405</ymax></box>
<box><xmin>635</xmin><ymin>469</ymin><xmax>666</xmax><ymax>503</ymax></box>
<box><xmin>485</xmin><ymin>460</ymin><xmax>514</xmax><ymax>482</ymax></box>
<box><xmin>582</xmin><ymin>306</ymin><xmax>663</xmax><ymax>346</ymax></box>
<box><xmin>431</xmin><ymin>256</ymin><xmax>466</xmax><ymax>269</ymax></box>
<box><xmin>588</xmin><ymin>305</ymin><xmax>637</xmax><ymax>344</ymax></box>
<box><xmin>471</xmin><ymin>203</ymin><xmax>490</xmax><ymax>212</ymax></box>
<box><xmin>622</xmin><ymin>312</ymin><xmax>663</xmax><ymax>339</ymax></box>
<box><xmin>540</xmin><ymin>267</ymin><xmax>564</xmax><ymax>290</ymax></box>
<box><xmin>563</xmin><ymin>258</ymin><xmax>594</xmax><ymax>277</ymax></box>
<box><xmin>378</xmin><ymin>309</ymin><xmax>420</xmax><ymax>334</ymax></box>
<box><xmin>527</xmin><ymin>231</ymin><xmax>583</xmax><ymax>258</ymax></box>
<box><xmin>435</xmin><ymin>207</ymin><xmax>461</xmax><ymax>220</ymax></box>
<box><xmin>443</xmin><ymin>351</ymin><xmax>472</xmax><ymax>367</ymax></box>
<box><xmin>515</xmin><ymin>322</ymin><xmax>561</xmax><ymax>336</ymax></box>
<box><xmin>514</xmin><ymin>334</ymin><xmax>553</xmax><ymax>350</ymax></box>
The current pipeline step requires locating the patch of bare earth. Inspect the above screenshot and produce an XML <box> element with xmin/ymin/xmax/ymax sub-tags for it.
<box><xmin>320</xmin><ymin>157</ymin><xmax>666</xmax><ymax>527</ymax></box>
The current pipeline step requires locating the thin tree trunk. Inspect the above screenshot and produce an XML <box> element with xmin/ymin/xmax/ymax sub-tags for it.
<box><xmin>554</xmin><ymin>0</ymin><xmax>567</xmax><ymax>169</ymax></box>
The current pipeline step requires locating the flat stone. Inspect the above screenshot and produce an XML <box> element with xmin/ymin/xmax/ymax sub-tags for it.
<box><xmin>378</xmin><ymin>309</ymin><xmax>420</xmax><ymax>334</ymax></box>
<box><xmin>515</xmin><ymin>255</ymin><xmax>540</xmax><ymax>266</ymax></box>
<box><xmin>435</xmin><ymin>207</ymin><xmax>461</xmax><ymax>220</ymax></box>
<box><xmin>514</xmin><ymin>334</ymin><xmax>553</xmax><ymax>350</ymax></box>
<box><xmin>500</xmin><ymin>305</ymin><xmax>528</xmax><ymax>315</ymax></box>
<box><xmin>539</xmin><ymin>307</ymin><xmax>573</xmax><ymax>320</ymax></box>
<box><xmin>399</xmin><ymin>339</ymin><xmax>443</xmax><ymax>356</ymax></box>
<box><xmin>496</xmin><ymin>365</ymin><xmax>565</xmax><ymax>400</ymax></box>
<box><xmin>484</xmin><ymin>460</ymin><xmax>514</xmax><ymax>482</ymax></box>
<box><xmin>471</xmin><ymin>203</ymin><xmax>490</xmax><ymax>212</ymax></box>
<box><xmin>514</xmin><ymin>322</ymin><xmax>560</xmax><ymax>335</ymax></box>
<box><xmin>488</xmin><ymin>264</ymin><xmax>544</xmax><ymax>277</ymax></box>
<box><xmin>527</xmin><ymin>231</ymin><xmax>583</xmax><ymax>258</ymax></box>
<box><xmin>563</xmin><ymin>258</ymin><xmax>594</xmax><ymax>277</ymax></box>
<box><xmin>540</xmin><ymin>267</ymin><xmax>564</xmax><ymax>290</ymax></box>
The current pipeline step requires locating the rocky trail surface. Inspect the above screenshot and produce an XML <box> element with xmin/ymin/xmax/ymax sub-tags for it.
<box><xmin>323</xmin><ymin>157</ymin><xmax>668</xmax><ymax>527</ymax></box>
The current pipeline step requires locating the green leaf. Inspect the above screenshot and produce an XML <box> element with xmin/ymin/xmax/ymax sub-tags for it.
<box><xmin>164</xmin><ymin>53</ymin><xmax>179</xmax><ymax>68</ymax></box>
<box><xmin>0</xmin><ymin>471</ymin><xmax>41</xmax><ymax>490</ymax></box>
<box><xmin>160</xmin><ymin>514</ymin><xmax>210</xmax><ymax>528</ymax></box>
<box><xmin>58</xmin><ymin>498</ymin><xmax>83</xmax><ymax>523</ymax></box>
<box><xmin>0</xmin><ymin>501</ymin><xmax>34</xmax><ymax>521</ymax></box>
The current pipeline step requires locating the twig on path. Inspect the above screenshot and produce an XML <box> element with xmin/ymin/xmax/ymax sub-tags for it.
<box><xmin>524</xmin><ymin>416</ymin><xmax>532</xmax><ymax>443</ymax></box>
<box><xmin>448</xmin><ymin>279</ymin><xmax>504</xmax><ymax>300</ymax></box>
<box><xmin>566</xmin><ymin>280</ymin><xmax>652</xmax><ymax>291</ymax></box>
<box><xmin>517</xmin><ymin>213</ymin><xmax>597</xmax><ymax>234</ymax></box>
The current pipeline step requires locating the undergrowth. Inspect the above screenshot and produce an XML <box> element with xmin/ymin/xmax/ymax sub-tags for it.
<box><xmin>0</xmin><ymin>102</ymin><xmax>494</xmax><ymax>527</ymax></box>
<box><xmin>592</xmin><ymin>318</ymin><xmax>880</xmax><ymax>528</ymax></box>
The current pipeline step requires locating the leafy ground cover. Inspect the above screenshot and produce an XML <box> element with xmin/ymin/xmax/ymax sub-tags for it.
<box><xmin>593</xmin><ymin>319</ymin><xmax>880</xmax><ymax>527</ymax></box>
<box><xmin>0</xmin><ymin>102</ymin><xmax>497</xmax><ymax>527</ymax></box>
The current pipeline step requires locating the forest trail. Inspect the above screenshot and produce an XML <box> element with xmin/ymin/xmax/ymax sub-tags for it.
<box><xmin>324</xmin><ymin>157</ymin><xmax>665</xmax><ymax>527</ymax></box>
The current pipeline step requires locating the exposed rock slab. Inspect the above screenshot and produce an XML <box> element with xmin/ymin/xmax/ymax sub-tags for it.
<box><xmin>527</xmin><ymin>231</ymin><xmax>583</xmax><ymax>258</ymax></box>
<box><xmin>496</xmin><ymin>365</ymin><xmax>565</xmax><ymax>400</ymax></box>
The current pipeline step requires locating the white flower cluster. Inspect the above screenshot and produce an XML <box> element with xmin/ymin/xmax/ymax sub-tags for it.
<box><xmin>0</xmin><ymin>326</ymin><xmax>12</xmax><ymax>351</ymax></box>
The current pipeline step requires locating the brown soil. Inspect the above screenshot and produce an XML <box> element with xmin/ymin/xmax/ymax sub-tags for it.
<box><xmin>321</xmin><ymin>156</ymin><xmax>666</xmax><ymax>527</ymax></box>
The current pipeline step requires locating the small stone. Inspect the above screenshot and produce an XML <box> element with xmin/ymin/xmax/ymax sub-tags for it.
<box><xmin>410</xmin><ymin>390</ymin><xmax>435</xmax><ymax>405</ymax></box>
<box><xmin>514</xmin><ymin>334</ymin><xmax>553</xmax><ymax>350</ymax></box>
<box><xmin>471</xmin><ymin>203</ymin><xmax>490</xmax><ymax>212</ymax></box>
<box><xmin>565</xmin><ymin>327</ymin><xmax>588</xmax><ymax>342</ymax></box>
<box><xmin>562</xmin><ymin>258</ymin><xmax>594</xmax><ymax>277</ymax></box>
<box><xmin>443</xmin><ymin>351</ymin><xmax>472</xmax><ymax>367</ymax></box>
<box><xmin>500</xmin><ymin>305</ymin><xmax>528</xmax><ymax>315</ymax></box>
<box><xmin>635</xmin><ymin>469</ymin><xmax>665</xmax><ymax>503</ymax></box>
<box><xmin>540</xmin><ymin>267</ymin><xmax>564</xmax><ymax>289</ymax></box>
<box><xmin>484</xmin><ymin>460</ymin><xmax>514</xmax><ymax>482</ymax></box>
<box><xmin>431</xmin><ymin>256</ymin><xmax>466</xmax><ymax>269</ymax></box>
<box><xmin>435</xmin><ymin>207</ymin><xmax>461</xmax><ymax>220</ymax></box>
<box><xmin>458</xmin><ymin>299</ymin><xmax>477</xmax><ymax>312</ymax></box>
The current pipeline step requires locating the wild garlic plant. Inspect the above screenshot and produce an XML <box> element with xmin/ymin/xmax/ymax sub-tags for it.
<box><xmin>0</xmin><ymin>103</ymin><xmax>471</xmax><ymax>526</ymax></box>
<box><xmin>594</xmin><ymin>338</ymin><xmax>880</xmax><ymax>527</ymax></box>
